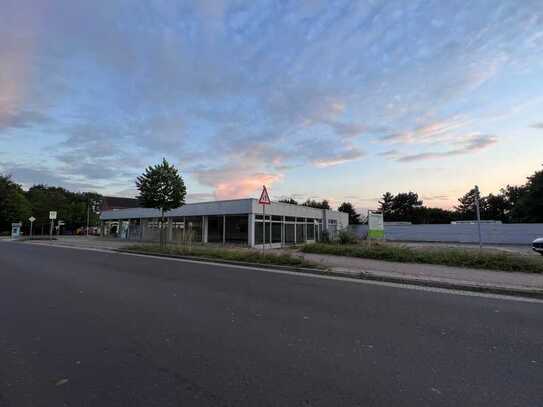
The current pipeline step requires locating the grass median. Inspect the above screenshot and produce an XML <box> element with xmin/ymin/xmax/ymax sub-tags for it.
<box><xmin>123</xmin><ymin>244</ymin><xmax>318</xmax><ymax>269</ymax></box>
<box><xmin>301</xmin><ymin>242</ymin><xmax>543</xmax><ymax>274</ymax></box>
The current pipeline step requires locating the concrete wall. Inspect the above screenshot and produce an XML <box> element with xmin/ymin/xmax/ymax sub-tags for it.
<box><xmin>350</xmin><ymin>223</ymin><xmax>543</xmax><ymax>245</ymax></box>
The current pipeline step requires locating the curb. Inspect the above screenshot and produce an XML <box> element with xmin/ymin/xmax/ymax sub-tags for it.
<box><xmin>115</xmin><ymin>249</ymin><xmax>328</xmax><ymax>275</ymax></box>
<box><xmin>116</xmin><ymin>249</ymin><xmax>543</xmax><ymax>300</ymax></box>
<box><xmin>356</xmin><ymin>272</ymin><xmax>543</xmax><ymax>300</ymax></box>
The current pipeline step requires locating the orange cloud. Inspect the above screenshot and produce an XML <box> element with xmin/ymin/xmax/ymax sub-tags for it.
<box><xmin>214</xmin><ymin>173</ymin><xmax>282</xmax><ymax>200</ymax></box>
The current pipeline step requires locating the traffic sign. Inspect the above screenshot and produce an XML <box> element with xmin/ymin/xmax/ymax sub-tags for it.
<box><xmin>29</xmin><ymin>216</ymin><xmax>36</xmax><ymax>223</ymax></box>
<box><xmin>258</xmin><ymin>185</ymin><xmax>271</xmax><ymax>205</ymax></box>
<box><xmin>49</xmin><ymin>211</ymin><xmax>57</xmax><ymax>220</ymax></box>
<box><xmin>58</xmin><ymin>220</ymin><xmax>65</xmax><ymax>226</ymax></box>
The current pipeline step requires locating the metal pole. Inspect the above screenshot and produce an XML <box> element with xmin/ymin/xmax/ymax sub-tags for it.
<box><xmin>475</xmin><ymin>185</ymin><xmax>482</xmax><ymax>250</ymax></box>
<box><xmin>30</xmin><ymin>221</ymin><xmax>33</xmax><ymax>238</ymax></box>
<box><xmin>49</xmin><ymin>220</ymin><xmax>54</xmax><ymax>240</ymax></box>
<box><xmin>262</xmin><ymin>204</ymin><xmax>265</xmax><ymax>253</ymax></box>
<box><xmin>86</xmin><ymin>201</ymin><xmax>90</xmax><ymax>237</ymax></box>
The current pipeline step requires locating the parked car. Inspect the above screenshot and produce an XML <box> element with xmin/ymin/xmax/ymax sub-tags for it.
<box><xmin>533</xmin><ymin>238</ymin><xmax>543</xmax><ymax>255</ymax></box>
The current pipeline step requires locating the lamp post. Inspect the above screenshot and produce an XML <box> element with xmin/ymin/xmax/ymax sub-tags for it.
<box><xmin>474</xmin><ymin>185</ymin><xmax>482</xmax><ymax>250</ymax></box>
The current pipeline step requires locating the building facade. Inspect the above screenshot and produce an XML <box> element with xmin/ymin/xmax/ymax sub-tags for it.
<box><xmin>100</xmin><ymin>198</ymin><xmax>349</xmax><ymax>248</ymax></box>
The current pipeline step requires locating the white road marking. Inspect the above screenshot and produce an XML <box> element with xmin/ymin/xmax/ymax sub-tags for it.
<box><xmin>9</xmin><ymin>240</ymin><xmax>543</xmax><ymax>304</ymax></box>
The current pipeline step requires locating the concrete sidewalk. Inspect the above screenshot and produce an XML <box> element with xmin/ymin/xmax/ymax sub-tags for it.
<box><xmin>296</xmin><ymin>252</ymin><xmax>543</xmax><ymax>294</ymax></box>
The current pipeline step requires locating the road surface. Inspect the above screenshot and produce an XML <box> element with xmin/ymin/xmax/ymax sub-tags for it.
<box><xmin>1</xmin><ymin>242</ymin><xmax>542</xmax><ymax>406</ymax></box>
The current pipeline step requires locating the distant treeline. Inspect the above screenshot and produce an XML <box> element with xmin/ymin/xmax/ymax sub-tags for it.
<box><xmin>281</xmin><ymin>166</ymin><xmax>543</xmax><ymax>224</ymax></box>
<box><xmin>0</xmin><ymin>175</ymin><xmax>101</xmax><ymax>234</ymax></box>
<box><xmin>377</xmin><ymin>166</ymin><xmax>543</xmax><ymax>224</ymax></box>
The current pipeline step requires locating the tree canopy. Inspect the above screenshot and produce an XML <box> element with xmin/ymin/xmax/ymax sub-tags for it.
<box><xmin>338</xmin><ymin>202</ymin><xmax>361</xmax><ymax>224</ymax></box>
<box><xmin>302</xmin><ymin>199</ymin><xmax>330</xmax><ymax>210</ymax></box>
<box><xmin>0</xmin><ymin>175</ymin><xmax>31</xmax><ymax>232</ymax></box>
<box><xmin>278</xmin><ymin>198</ymin><xmax>298</xmax><ymax>205</ymax></box>
<box><xmin>136</xmin><ymin>158</ymin><xmax>186</xmax><ymax>215</ymax></box>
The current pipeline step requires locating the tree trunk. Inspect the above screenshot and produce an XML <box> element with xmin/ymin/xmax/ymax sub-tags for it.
<box><xmin>160</xmin><ymin>209</ymin><xmax>165</xmax><ymax>248</ymax></box>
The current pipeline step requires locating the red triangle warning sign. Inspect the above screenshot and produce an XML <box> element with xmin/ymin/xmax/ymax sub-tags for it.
<box><xmin>258</xmin><ymin>185</ymin><xmax>271</xmax><ymax>205</ymax></box>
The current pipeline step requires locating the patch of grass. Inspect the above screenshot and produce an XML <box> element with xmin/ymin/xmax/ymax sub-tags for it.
<box><xmin>302</xmin><ymin>242</ymin><xmax>543</xmax><ymax>273</ymax></box>
<box><xmin>124</xmin><ymin>244</ymin><xmax>318</xmax><ymax>269</ymax></box>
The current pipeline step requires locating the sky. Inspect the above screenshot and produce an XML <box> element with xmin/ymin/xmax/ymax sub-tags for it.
<box><xmin>1</xmin><ymin>0</ymin><xmax>542</xmax><ymax>212</ymax></box>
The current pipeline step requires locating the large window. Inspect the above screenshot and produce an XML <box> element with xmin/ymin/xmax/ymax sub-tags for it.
<box><xmin>307</xmin><ymin>223</ymin><xmax>315</xmax><ymax>240</ymax></box>
<box><xmin>207</xmin><ymin>216</ymin><xmax>224</xmax><ymax>243</ymax></box>
<box><xmin>185</xmin><ymin>216</ymin><xmax>202</xmax><ymax>242</ymax></box>
<box><xmin>296</xmin><ymin>223</ymin><xmax>305</xmax><ymax>243</ymax></box>
<box><xmin>272</xmin><ymin>222</ymin><xmax>282</xmax><ymax>243</ymax></box>
<box><xmin>255</xmin><ymin>222</ymin><xmax>269</xmax><ymax>244</ymax></box>
<box><xmin>284</xmin><ymin>223</ymin><xmax>295</xmax><ymax>244</ymax></box>
<box><xmin>225</xmin><ymin>216</ymin><xmax>248</xmax><ymax>243</ymax></box>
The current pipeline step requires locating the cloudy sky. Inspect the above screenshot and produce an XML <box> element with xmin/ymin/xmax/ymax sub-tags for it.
<box><xmin>1</xmin><ymin>0</ymin><xmax>542</xmax><ymax>211</ymax></box>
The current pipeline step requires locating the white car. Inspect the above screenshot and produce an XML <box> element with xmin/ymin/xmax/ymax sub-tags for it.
<box><xmin>533</xmin><ymin>238</ymin><xmax>543</xmax><ymax>255</ymax></box>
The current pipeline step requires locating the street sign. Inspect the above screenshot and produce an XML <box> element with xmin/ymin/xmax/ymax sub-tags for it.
<box><xmin>258</xmin><ymin>186</ymin><xmax>271</xmax><ymax>250</ymax></box>
<box><xmin>258</xmin><ymin>185</ymin><xmax>271</xmax><ymax>205</ymax></box>
<box><xmin>58</xmin><ymin>220</ymin><xmax>65</xmax><ymax>226</ymax></box>
<box><xmin>49</xmin><ymin>211</ymin><xmax>57</xmax><ymax>220</ymax></box>
<box><xmin>29</xmin><ymin>216</ymin><xmax>36</xmax><ymax>223</ymax></box>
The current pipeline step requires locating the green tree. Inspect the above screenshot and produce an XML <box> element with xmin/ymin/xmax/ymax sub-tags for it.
<box><xmin>338</xmin><ymin>202</ymin><xmax>361</xmax><ymax>224</ymax></box>
<box><xmin>136</xmin><ymin>158</ymin><xmax>187</xmax><ymax>245</ymax></box>
<box><xmin>378</xmin><ymin>192</ymin><xmax>394</xmax><ymax>220</ymax></box>
<box><xmin>0</xmin><ymin>175</ymin><xmax>31</xmax><ymax>233</ymax></box>
<box><xmin>484</xmin><ymin>193</ymin><xmax>508</xmax><ymax>222</ymax></box>
<box><xmin>279</xmin><ymin>198</ymin><xmax>298</xmax><ymax>205</ymax></box>
<box><xmin>390</xmin><ymin>192</ymin><xmax>423</xmax><ymax>221</ymax></box>
<box><xmin>512</xmin><ymin>167</ymin><xmax>543</xmax><ymax>222</ymax></box>
<box><xmin>455</xmin><ymin>188</ymin><xmax>486</xmax><ymax>220</ymax></box>
<box><xmin>302</xmin><ymin>199</ymin><xmax>331</xmax><ymax>210</ymax></box>
<box><xmin>500</xmin><ymin>184</ymin><xmax>526</xmax><ymax>222</ymax></box>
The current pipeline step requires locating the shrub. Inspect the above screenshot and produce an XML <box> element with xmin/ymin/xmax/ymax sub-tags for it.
<box><xmin>301</xmin><ymin>242</ymin><xmax>543</xmax><ymax>273</ymax></box>
<box><xmin>320</xmin><ymin>230</ymin><xmax>331</xmax><ymax>243</ymax></box>
<box><xmin>338</xmin><ymin>230</ymin><xmax>358</xmax><ymax>245</ymax></box>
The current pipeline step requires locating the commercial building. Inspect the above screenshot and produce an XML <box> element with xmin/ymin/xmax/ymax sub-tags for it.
<box><xmin>100</xmin><ymin>198</ymin><xmax>348</xmax><ymax>248</ymax></box>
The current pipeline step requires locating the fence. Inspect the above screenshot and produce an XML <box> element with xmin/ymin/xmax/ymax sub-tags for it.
<box><xmin>349</xmin><ymin>223</ymin><xmax>543</xmax><ymax>245</ymax></box>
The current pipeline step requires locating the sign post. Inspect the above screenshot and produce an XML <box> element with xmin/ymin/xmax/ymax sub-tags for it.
<box><xmin>49</xmin><ymin>211</ymin><xmax>57</xmax><ymax>240</ymax></box>
<box><xmin>368</xmin><ymin>210</ymin><xmax>384</xmax><ymax>240</ymax></box>
<box><xmin>28</xmin><ymin>216</ymin><xmax>36</xmax><ymax>238</ymax></box>
<box><xmin>258</xmin><ymin>185</ymin><xmax>271</xmax><ymax>250</ymax></box>
<box><xmin>474</xmin><ymin>185</ymin><xmax>483</xmax><ymax>250</ymax></box>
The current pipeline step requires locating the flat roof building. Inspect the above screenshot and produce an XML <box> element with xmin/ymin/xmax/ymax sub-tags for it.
<box><xmin>100</xmin><ymin>198</ymin><xmax>348</xmax><ymax>248</ymax></box>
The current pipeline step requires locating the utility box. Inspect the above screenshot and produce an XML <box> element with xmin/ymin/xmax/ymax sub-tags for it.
<box><xmin>11</xmin><ymin>223</ymin><xmax>22</xmax><ymax>240</ymax></box>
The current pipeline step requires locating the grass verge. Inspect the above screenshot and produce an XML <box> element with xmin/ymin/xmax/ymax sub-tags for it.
<box><xmin>124</xmin><ymin>244</ymin><xmax>318</xmax><ymax>269</ymax></box>
<box><xmin>301</xmin><ymin>242</ymin><xmax>543</xmax><ymax>273</ymax></box>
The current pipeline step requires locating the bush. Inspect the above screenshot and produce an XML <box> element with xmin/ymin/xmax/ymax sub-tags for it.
<box><xmin>320</xmin><ymin>230</ymin><xmax>330</xmax><ymax>243</ymax></box>
<box><xmin>338</xmin><ymin>230</ymin><xmax>358</xmax><ymax>245</ymax></box>
<box><xmin>301</xmin><ymin>242</ymin><xmax>543</xmax><ymax>274</ymax></box>
<box><xmin>124</xmin><ymin>244</ymin><xmax>319</xmax><ymax>269</ymax></box>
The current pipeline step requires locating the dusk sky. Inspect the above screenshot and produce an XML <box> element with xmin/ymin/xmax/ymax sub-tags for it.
<box><xmin>1</xmin><ymin>0</ymin><xmax>542</xmax><ymax>211</ymax></box>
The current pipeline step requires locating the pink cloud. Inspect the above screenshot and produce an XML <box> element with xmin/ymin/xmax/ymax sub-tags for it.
<box><xmin>215</xmin><ymin>173</ymin><xmax>282</xmax><ymax>199</ymax></box>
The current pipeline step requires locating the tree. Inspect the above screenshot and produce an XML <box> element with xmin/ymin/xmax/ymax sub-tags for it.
<box><xmin>0</xmin><ymin>175</ymin><xmax>31</xmax><ymax>233</ymax></box>
<box><xmin>302</xmin><ymin>199</ymin><xmax>331</xmax><ymax>210</ymax></box>
<box><xmin>338</xmin><ymin>202</ymin><xmax>361</xmax><ymax>224</ymax></box>
<box><xmin>455</xmin><ymin>187</ymin><xmax>485</xmax><ymax>220</ymax></box>
<box><xmin>279</xmin><ymin>198</ymin><xmax>298</xmax><ymax>205</ymax></box>
<box><xmin>136</xmin><ymin>158</ymin><xmax>186</xmax><ymax>246</ymax></box>
<box><xmin>500</xmin><ymin>184</ymin><xmax>526</xmax><ymax>222</ymax></box>
<box><xmin>484</xmin><ymin>193</ymin><xmax>508</xmax><ymax>222</ymax></box>
<box><xmin>512</xmin><ymin>167</ymin><xmax>543</xmax><ymax>222</ymax></box>
<box><xmin>410</xmin><ymin>207</ymin><xmax>456</xmax><ymax>224</ymax></box>
<box><xmin>390</xmin><ymin>192</ymin><xmax>423</xmax><ymax>221</ymax></box>
<box><xmin>378</xmin><ymin>192</ymin><xmax>394</xmax><ymax>220</ymax></box>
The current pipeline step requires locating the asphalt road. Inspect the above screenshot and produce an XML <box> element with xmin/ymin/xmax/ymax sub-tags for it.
<box><xmin>1</xmin><ymin>243</ymin><xmax>542</xmax><ymax>407</ymax></box>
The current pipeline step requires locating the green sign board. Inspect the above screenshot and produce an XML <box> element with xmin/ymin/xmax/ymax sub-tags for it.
<box><xmin>368</xmin><ymin>211</ymin><xmax>384</xmax><ymax>239</ymax></box>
